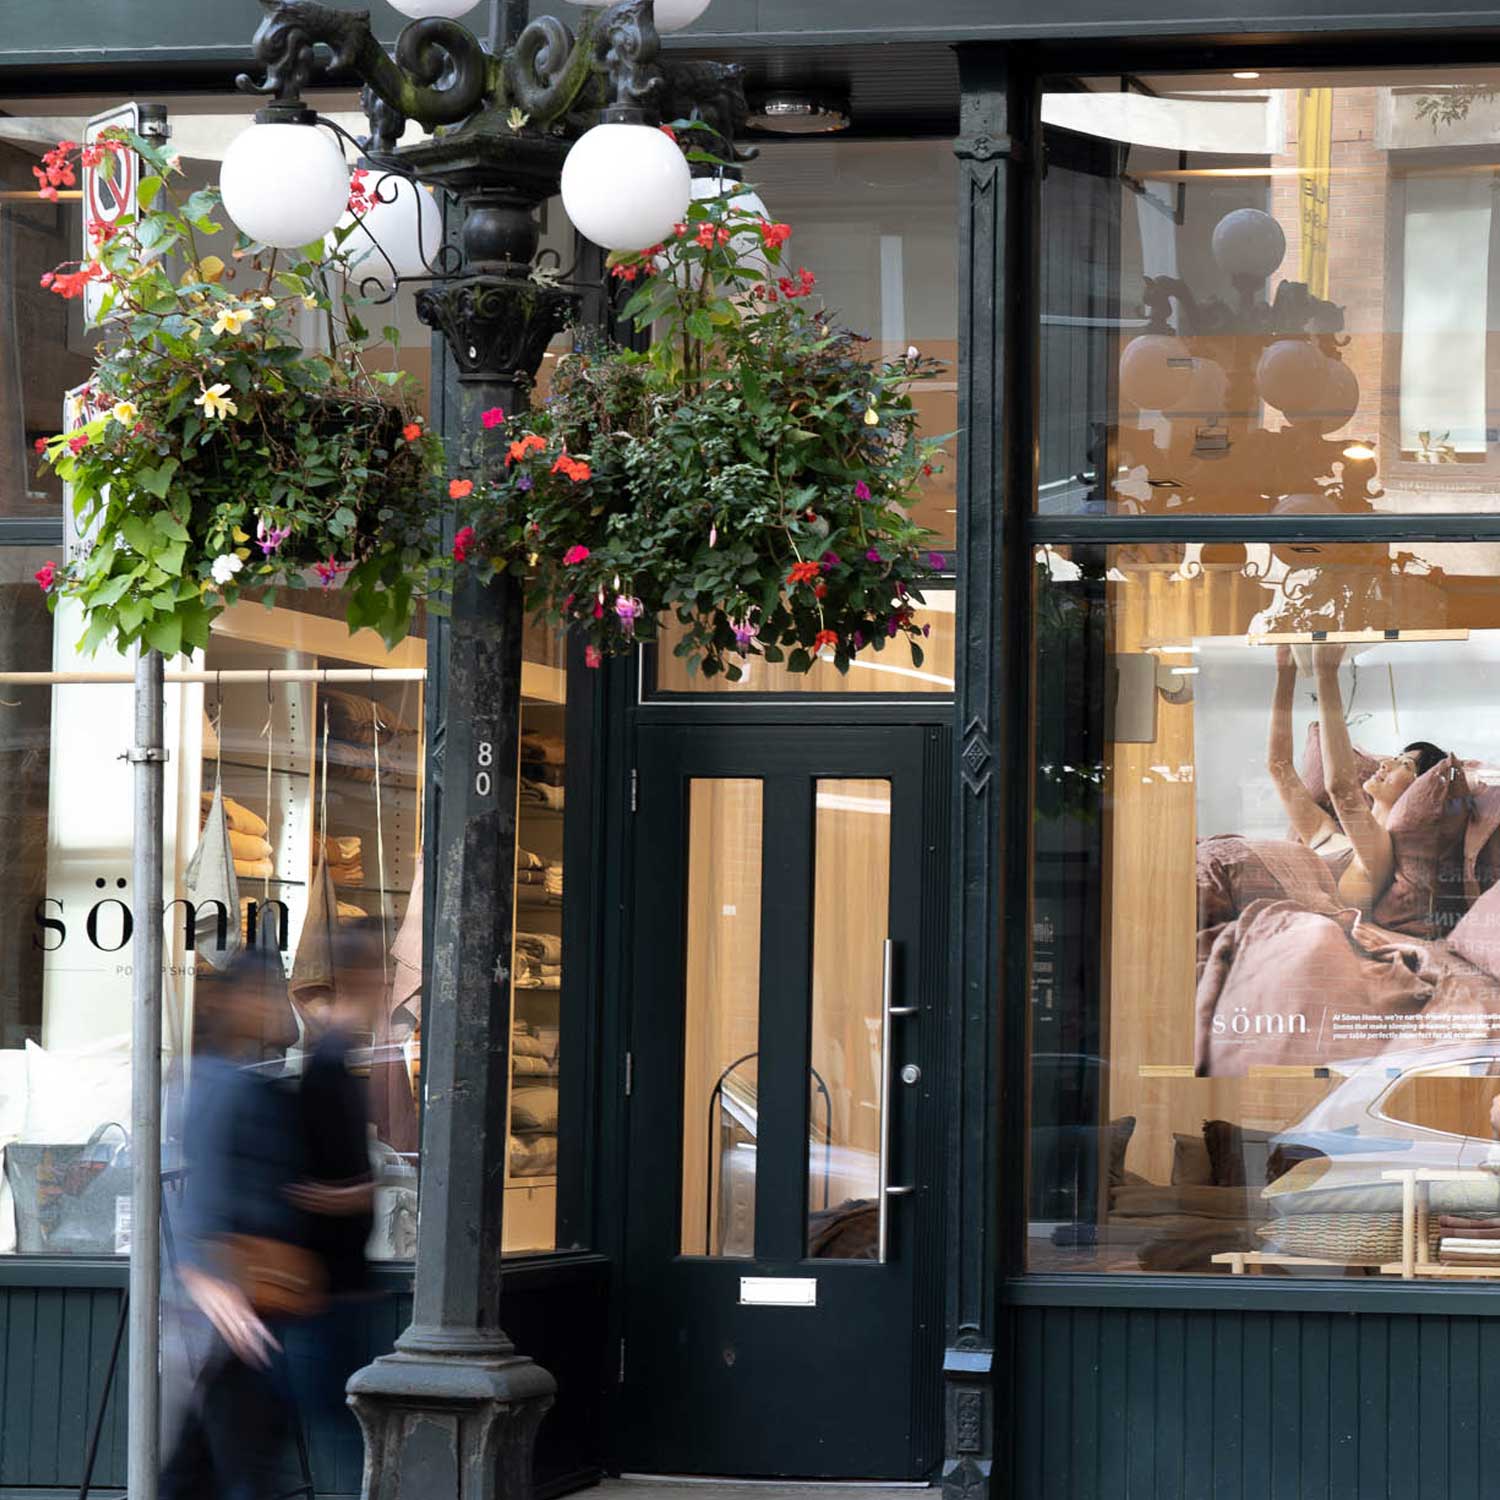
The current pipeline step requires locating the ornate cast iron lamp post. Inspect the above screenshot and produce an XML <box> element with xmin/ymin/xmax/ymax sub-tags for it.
<box><xmin>230</xmin><ymin>4</ymin><xmax>747</xmax><ymax>1495</ymax></box>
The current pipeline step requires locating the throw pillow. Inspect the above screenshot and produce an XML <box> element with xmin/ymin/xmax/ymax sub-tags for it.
<box><xmin>21</xmin><ymin>1036</ymin><xmax>133</xmax><ymax>1145</ymax></box>
<box><xmin>1450</xmin><ymin>877</ymin><xmax>1500</xmax><ymax>980</ymax></box>
<box><xmin>1300</xmin><ymin>722</ymin><xmax>1379</xmax><ymax>817</ymax></box>
<box><xmin>1203</xmin><ymin>1119</ymin><xmax>1275</xmax><ymax>1187</ymax></box>
<box><xmin>1374</xmin><ymin>756</ymin><xmax>1472</xmax><ymax>936</ymax></box>
<box><xmin>1171</xmin><ymin>1131</ymin><xmax>1214</xmax><ymax>1186</ymax></box>
<box><xmin>1106</xmin><ymin>1115</ymin><xmax>1136</xmax><ymax>1188</ymax></box>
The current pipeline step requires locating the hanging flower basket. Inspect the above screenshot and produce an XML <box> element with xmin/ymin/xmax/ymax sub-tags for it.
<box><xmin>453</xmin><ymin>161</ymin><xmax>947</xmax><ymax>679</ymax></box>
<box><xmin>32</xmin><ymin>134</ymin><xmax>447</xmax><ymax>656</ymax></box>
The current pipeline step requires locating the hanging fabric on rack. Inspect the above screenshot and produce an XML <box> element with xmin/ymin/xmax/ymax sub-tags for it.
<box><xmin>183</xmin><ymin>698</ymin><xmax>241</xmax><ymax>972</ymax></box>
<box><xmin>290</xmin><ymin>705</ymin><xmax>339</xmax><ymax>1001</ymax></box>
<box><xmin>389</xmin><ymin>853</ymin><xmax>422</xmax><ymax>1015</ymax></box>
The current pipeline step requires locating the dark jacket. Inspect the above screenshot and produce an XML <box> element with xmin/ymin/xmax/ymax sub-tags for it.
<box><xmin>298</xmin><ymin>1029</ymin><xmax>373</xmax><ymax>1295</ymax></box>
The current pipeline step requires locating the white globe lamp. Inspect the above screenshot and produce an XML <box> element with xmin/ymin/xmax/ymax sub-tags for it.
<box><xmin>387</xmin><ymin>0</ymin><xmax>483</xmax><ymax>16</ymax></box>
<box><xmin>331</xmin><ymin>175</ymin><xmax>441</xmax><ymax>291</ymax></box>
<box><xmin>1211</xmin><ymin>207</ymin><xmax>1287</xmax><ymax>279</ymax></box>
<box><xmin>565</xmin><ymin>0</ymin><xmax>712</xmax><ymax>31</ymax></box>
<box><xmin>561</xmin><ymin>119</ymin><xmax>692</xmax><ymax>251</ymax></box>
<box><xmin>1119</xmin><ymin>334</ymin><xmax>1194</xmax><ymax>411</ymax></box>
<box><xmin>222</xmin><ymin>120</ymin><xmax>350</xmax><ymax>251</ymax></box>
<box><xmin>1257</xmin><ymin>340</ymin><xmax>1357</xmax><ymax>426</ymax></box>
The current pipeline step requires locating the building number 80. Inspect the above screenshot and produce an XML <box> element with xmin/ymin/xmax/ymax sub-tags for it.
<box><xmin>476</xmin><ymin>739</ymin><xmax>493</xmax><ymax>797</ymax></box>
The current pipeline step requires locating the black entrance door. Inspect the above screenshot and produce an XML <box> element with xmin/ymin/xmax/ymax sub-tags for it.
<box><xmin>618</xmin><ymin>723</ymin><xmax>945</xmax><ymax>1479</ymax></box>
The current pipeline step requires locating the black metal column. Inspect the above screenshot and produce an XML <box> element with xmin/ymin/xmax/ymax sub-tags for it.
<box><xmin>346</xmin><ymin>169</ymin><xmax>570</xmax><ymax>1500</ymax></box>
<box><xmin>944</xmin><ymin>46</ymin><xmax>1039</xmax><ymax>1500</ymax></box>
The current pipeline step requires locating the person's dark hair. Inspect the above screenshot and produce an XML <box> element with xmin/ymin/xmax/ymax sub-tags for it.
<box><xmin>1403</xmin><ymin>741</ymin><xmax>1449</xmax><ymax>779</ymax></box>
<box><xmin>194</xmin><ymin>935</ymin><xmax>294</xmax><ymax>1053</ymax></box>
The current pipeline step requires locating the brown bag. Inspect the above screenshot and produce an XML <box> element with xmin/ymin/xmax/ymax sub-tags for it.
<box><xmin>223</xmin><ymin>1233</ymin><xmax>326</xmax><ymax>1318</ymax></box>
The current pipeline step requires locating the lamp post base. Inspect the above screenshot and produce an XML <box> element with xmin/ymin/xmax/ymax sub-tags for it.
<box><xmin>347</xmin><ymin>1345</ymin><xmax>556</xmax><ymax>1500</ymax></box>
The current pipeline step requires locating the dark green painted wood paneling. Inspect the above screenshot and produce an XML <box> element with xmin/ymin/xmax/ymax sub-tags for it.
<box><xmin>1011</xmin><ymin>1304</ymin><xmax>1500</xmax><ymax>1500</ymax></box>
<box><xmin>0</xmin><ymin>1257</ymin><xmax>605</xmax><ymax>1496</ymax></box>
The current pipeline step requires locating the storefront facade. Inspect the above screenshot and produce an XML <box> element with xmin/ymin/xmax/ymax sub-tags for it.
<box><xmin>8</xmin><ymin>3</ymin><xmax>1500</xmax><ymax>1498</ymax></box>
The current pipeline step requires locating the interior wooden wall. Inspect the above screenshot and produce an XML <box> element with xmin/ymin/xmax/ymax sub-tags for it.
<box><xmin>810</xmin><ymin>779</ymin><xmax>891</xmax><ymax>1204</ymax></box>
<box><xmin>680</xmin><ymin>779</ymin><xmax>764</xmax><ymax>1255</ymax></box>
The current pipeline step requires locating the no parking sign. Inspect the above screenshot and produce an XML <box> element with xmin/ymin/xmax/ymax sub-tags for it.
<box><xmin>81</xmin><ymin>102</ymin><xmax>139</xmax><ymax>324</ymax></box>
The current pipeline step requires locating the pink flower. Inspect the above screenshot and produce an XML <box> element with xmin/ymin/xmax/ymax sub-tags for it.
<box><xmin>928</xmin><ymin>552</ymin><xmax>946</xmax><ymax>569</ymax></box>
<box><xmin>34</xmin><ymin>561</ymin><xmax>56</xmax><ymax>592</ymax></box>
<box><xmin>314</xmin><ymin>557</ymin><xmax>348</xmax><ymax>589</ymax></box>
<box><xmin>866</xmin><ymin>548</ymin><xmax>882</xmax><ymax>563</ymax></box>
<box><xmin>32</xmin><ymin>437</ymin><xmax>47</xmax><ymax>454</ymax></box>
<box><xmin>563</xmin><ymin>545</ymin><xmax>591</xmax><ymax>566</ymax></box>
<box><xmin>585</xmin><ymin>645</ymin><xmax>603</xmax><ymax>669</ymax></box>
<box><xmin>481</xmin><ymin>407</ymin><xmax>506</xmax><ymax>429</ymax></box>
<box><xmin>256</xmin><ymin>515</ymin><xmax>292</xmax><ymax>555</ymax></box>
<box><xmin>614</xmin><ymin>595</ymin><xmax>642</xmax><ymax>636</ymax></box>
<box><xmin>854</xmin><ymin>480</ymin><xmax>871</xmax><ymax>501</ymax></box>
<box><xmin>453</xmin><ymin>525</ymin><xmax>476</xmax><ymax>563</ymax></box>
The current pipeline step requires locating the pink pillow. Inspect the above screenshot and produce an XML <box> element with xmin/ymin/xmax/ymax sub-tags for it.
<box><xmin>1197</xmin><ymin>835</ymin><xmax>1341</xmax><ymax>928</ymax></box>
<box><xmin>1464</xmin><ymin>781</ymin><xmax>1500</xmax><ymax>901</ymax></box>
<box><xmin>1372</xmin><ymin>756</ymin><xmax>1472</xmax><ymax>937</ymax></box>
<box><xmin>1450</xmin><ymin>877</ymin><xmax>1500</xmax><ymax>979</ymax></box>
<box><xmin>1300</xmin><ymin>722</ymin><xmax>1379</xmax><ymax>815</ymax></box>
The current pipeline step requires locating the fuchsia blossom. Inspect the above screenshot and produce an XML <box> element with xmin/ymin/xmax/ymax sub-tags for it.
<box><xmin>314</xmin><ymin>557</ymin><xmax>348</xmax><ymax>589</ymax></box>
<box><xmin>866</xmin><ymin>548</ymin><xmax>882</xmax><ymax>563</ymax></box>
<box><xmin>585</xmin><ymin>646</ymin><xmax>602</xmax><ymax>669</ymax></box>
<box><xmin>563</xmin><ymin>545</ymin><xmax>590</xmax><ymax>566</ymax></box>
<box><xmin>481</xmin><ymin>407</ymin><xmax>506</xmax><ymax>429</ymax></box>
<box><xmin>820</xmin><ymin>551</ymin><xmax>839</xmax><ymax>573</ymax></box>
<box><xmin>928</xmin><ymin>552</ymin><xmax>946</xmax><ymax>569</ymax></box>
<box><xmin>732</xmin><ymin>621</ymin><xmax>756</xmax><ymax>652</ymax></box>
<box><xmin>256</xmin><ymin>515</ymin><xmax>292</xmax><ymax>555</ymax></box>
<box><xmin>613</xmin><ymin>595</ymin><xmax>642</xmax><ymax>636</ymax></box>
<box><xmin>452</xmin><ymin>526</ymin><xmax>476</xmax><ymax>563</ymax></box>
<box><xmin>854</xmin><ymin>480</ymin><xmax>872</xmax><ymax>501</ymax></box>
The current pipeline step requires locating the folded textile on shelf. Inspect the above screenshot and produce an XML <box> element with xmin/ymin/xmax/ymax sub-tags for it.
<box><xmin>321</xmin><ymin>687</ymin><xmax>418</xmax><ymax>746</ymax></box>
<box><xmin>520</xmin><ymin>760</ymin><xmax>565</xmax><ymax>788</ymax></box>
<box><xmin>1439</xmin><ymin>1238</ymin><xmax>1500</xmax><ymax>1264</ymax></box>
<box><xmin>543</xmin><ymin>866</ymin><xmax>563</xmax><ymax>897</ymax></box>
<box><xmin>520</xmin><ymin>778</ymin><xmax>564</xmax><ymax>812</ymax></box>
<box><xmin>513</xmin><ymin>1054</ymin><xmax>552</xmax><ymax>1076</ymax></box>
<box><xmin>517</xmin><ymin>847</ymin><xmax>546</xmax><ymax>870</ymax></box>
<box><xmin>325</xmin><ymin>733</ymin><xmax>420</xmax><ymax>783</ymax></box>
<box><xmin>509</xmin><ymin>1133</ymin><xmax>558</xmax><ymax>1178</ymax></box>
<box><xmin>228</xmin><ymin>829</ymin><xmax>274</xmax><ymax>864</ymax></box>
<box><xmin>520</xmin><ymin>731</ymin><xmax>565</xmax><ymax>767</ymax></box>
<box><xmin>512</xmin><ymin>1030</ymin><xmax>553</xmax><ymax>1060</ymax></box>
<box><xmin>234</xmin><ymin>857</ymin><xmax>275</xmax><ymax>880</ymax></box>
<box><xmin>327</xmin><ymin>862</ymin><xmax>366</xmax><ymax>888</ymax></box>
<box><xmin>337</xmin><ymin>901</ymin><xmax>368</xmax><ymax>920</ymax></box>
<box><xmin>516</xmin><ymin>867</ymin><xmax>547</xmax><ymax>886</ymax></box>
<box><xmin>202</xmin><ymin>792</ymin><xmax>269</xmax><ymax>840</ymax></box>
<box><xmin>515</xmin><ymin>931</ymin><xmax>562</xmax><ymax>964</ymax></box>
<box><xmin>324</xmin><ymin>834</ymin><xmax>362</xmax><ymax>864</ymax></box>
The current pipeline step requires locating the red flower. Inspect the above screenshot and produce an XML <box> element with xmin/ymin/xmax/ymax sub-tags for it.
<box><xmin>551</xmin><ymin>454</ymin><xmax>591</xmax><ymax>483</ymax></box>
<box><xmin>452</xmin><ymin>525</ymin><xmax>476</xmax><ymax>563</ymax></box>
<box><xmin>585</xmin><ymin>645</ymin><xmax>603</xmax><ymax>669</ymax></box>
<box><xmin>34</xmin><ymin>561</ymin><xmax>56</xmax><ymax>593</ymax></box>
<box><xmin>481</xmin><ymin>407</ymin><xmax>506</xmax><ymax>429</ymax></box>
<box><xmin>813</xmin><ymin>581</ymin><xmax>828</xmax><ymax>600</ymax></box>
<box><xmin>563</xmin><ymin>545</ymin><xmax>591</xmax><ymax>566</ymax></box>
<box><xmin>777</xmin><ymin>266</ymin><xmax>817</xmax><ymax>300</ymax></box>
<box><xmin>695</xmin><ymin>223</ymin><xmax>731</xmax><ymax>250</ymax></box>
<box><xmin>32</xmin><ymin>438</ymin><xmax>47</xmax><ymax>454</ymax></box>
<box><xmin>922</xmin><ymin>463</ymin><xmax>934</xmax><ymax>478</ymax></box>
<box><xmin>43</xmin><ymin>263</ymin><xmax>105</xmax><ymax>300</ymax></box>
<box><xmin>506</xmin><ymin>433</ymin><xmax>547</xmax><ymax>466</ymax></box>
<box><xmin>449</xmin><ymin>478</ymin><xmax>474</xmax><ymax>499</ymax></box>
<box><xmin>759</xmin><ymin>220</ymin><xmax>792</xmax><ymax>248</ymax></box>
<box><xmin>402</xmin><ymin>422</ymin><xmax>422</xmax><ymax>442</ymax></box>
<box><xmin>67</xmin><ymin>433</ymin><xmax>89</xmax><ymax>455</ymax></box>
<box><xmin>610</xmin><ymin>262</ymin><xmax>640</xmax><ymax>282</ymax></box>
<box><xmin>659</xmin><ymin>126</ymin><xmax>678</xmax><ymax>143</ymax></box>
<box><xmin>813</xmin><ymin>629</ymin><xmax>838</xmax><ymax>653</ymax></box>
<box><xmin>347</xmin><ymin>167</ymin><xmax>374</xmax><ymax>217</ymax></box>
<box><xmin>787</xmin><ymin>560</ymin><xmax>821</xmax><ymax>586</ymax></box>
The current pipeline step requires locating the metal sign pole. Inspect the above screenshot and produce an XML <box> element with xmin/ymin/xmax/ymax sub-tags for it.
<box><xmin>128</xmin><ymin>647</ymin><xmax>165</xmax><ymax>1498</ymax></box>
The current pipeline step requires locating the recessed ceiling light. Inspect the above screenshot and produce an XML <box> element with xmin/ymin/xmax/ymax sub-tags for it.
<box><xmin>1232</xmin><ymin>70</ymin><xmax>1262</xmax><ymax>80</ymax></box>
<box><xmin>745</xmin><ymin>93</ymin><xmax>851</xmax><ymax>135</ymax></box>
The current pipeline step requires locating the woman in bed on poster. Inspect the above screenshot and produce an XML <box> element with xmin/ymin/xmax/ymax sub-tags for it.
<box><xmin>1267</xmin><ymin>642</ymin><xmax>1449</xmax><ymax>915</ymax></box>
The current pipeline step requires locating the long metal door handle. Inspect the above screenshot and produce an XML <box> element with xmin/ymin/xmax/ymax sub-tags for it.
<box><xmin>877</xmin><ymin>939</ymin><xmax>916</xmax><ymax>1262</ymax></box>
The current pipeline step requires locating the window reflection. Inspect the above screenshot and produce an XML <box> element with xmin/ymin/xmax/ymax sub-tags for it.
<box><xmin>1040</xmin><ymin>70</ymin><xmax>1500</xmax><ymax>516</ymax></box>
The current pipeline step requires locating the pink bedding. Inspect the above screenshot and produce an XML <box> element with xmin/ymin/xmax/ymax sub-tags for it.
<box><xmin>1194</xmin><ymin>838</ymin><xmax>1500</xmax><ymax>1075</ymax></box>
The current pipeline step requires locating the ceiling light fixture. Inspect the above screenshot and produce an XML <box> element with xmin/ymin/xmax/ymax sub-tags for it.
<box><xmin>1232</xmin><ymin>70</ymin><xmax>1262</xmax><ymax>80</ymax></box>
<box><xmin>745</xmin><ymin>93</ymin><xmax>851</xmax><ymax>135</ymax></box>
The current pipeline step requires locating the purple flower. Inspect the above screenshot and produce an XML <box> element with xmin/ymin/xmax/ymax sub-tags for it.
<box><xmin>732</xmin><ymin>620</ymin><xmax>756</xmax><ymax>652</ymax></box>
<box><xmin>854</xmin><ymin>480</ymin><xmax>871</xmax><ymax>501</ymax></box>
<box><xmin>256</xmin><ymin>514</ymin><xmax>292</xmax><ymax>555</ymax></box>
<box><xmin>865</xmin><ymin>548</ymin><xmax>881</xmax><ymax>563</ymax></box>
<box><xmin>928</xmin><ymin>552</ymin><xmax>946</xmax><ymax>569</ymax></box>
<box><xmin>516</xmin><ymin>473</ymin><xmax>533</xmax><ymax>491</ymax></box>
<box><xmin>922</xmin><ymin>623</ymin><xmax>931</xmax><ymax>637</ymax></box>
<box><xmin>853</xmin><ymin>629</ymin><xmax>865</xmax><ymax>649</ymax></box>
<box><xmin>820</xmin><ymin>550</ymin><xmax>839</xmax><ymax>574</ymax></box>
<box><xmin>886</xmin><ymin>616</ymin><xmax>900</xmax><ymax>637</ymax></box>
<box><xmin>614</xmin><ymin>594</ymin><xmax>642</xmax><ymax>636</ymax></box>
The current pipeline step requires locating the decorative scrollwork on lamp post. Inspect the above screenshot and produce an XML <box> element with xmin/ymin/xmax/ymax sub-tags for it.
<box><xmin>228</xmin><ymin>5</ymin><xmax>746</xmax><ymax>1498</ymax></box>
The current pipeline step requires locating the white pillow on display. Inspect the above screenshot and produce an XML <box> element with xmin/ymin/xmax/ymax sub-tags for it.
<box><xmin>21</xmin><ymin>1035</ymin><xmax>133</xmax><ymax>1144</ymax></box>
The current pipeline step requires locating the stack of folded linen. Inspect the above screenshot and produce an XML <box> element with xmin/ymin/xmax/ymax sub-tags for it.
<box><xmin>520</xmin><ymin>730</ymin><xmax>564</xmax><ymax>811</ymax></box>
<box><xmin>514</xmin><ymin>930</ymin><xmax>562</xmax><ymax>988</ymax></box>
<box><xmin>322</xmin><ymin>689</ymin><xmax>420</xmax><ymax>784</ymax></box>
<box><xmin>1439</xmin><ymin>1235</ymin><xmax>1500</xmax><ymax>1266</ymax></box>
<box><xmin>323</xmin><ymin>833</ymin><xmax>365</xmax><ymax>888</ymax></box>
<box><xmin>203</xmin><ymin>792</ymin><xmax>275</xmax><ymax>878</ymax></box>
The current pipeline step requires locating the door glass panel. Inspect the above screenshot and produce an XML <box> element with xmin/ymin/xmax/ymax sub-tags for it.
<box><xmin>808</xmin><ymin>779</ymin><xmax>892</xmax><ymax>1259</ymax></box>
<box><xmin>680</xmin><ymin>779</ymin><xmax>763</xmax><ymax>1258</ymax></box>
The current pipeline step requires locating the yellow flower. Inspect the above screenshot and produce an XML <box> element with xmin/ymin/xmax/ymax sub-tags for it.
<box><xmin>864</xmin><ymin>407</ymin><xmax>880</xmax><ymax>426</ymax></box>
<box><xmin>211</xmin><ymin>306</ymin><xmax>255</xmax><ymax>337</ymax></box>
<box><xmin>194</xmin><ymin>383</ymin><xmax>238</xmax><ymax>421</ymax></box>
<box><xmin>302</xmin><ymin>294</ymin><xmax>318</xmax><ymax>311</ymax></box>
<box><xmin>110</xmin><ymin>401</ymin><xmax>139</xmax><ymax>426</ymax></box>
<box><xmin>259</xmin><ymin>296</ymin><xmax>277</xmax><ymax>310</ymax></box>
<box><xmin>231</xmin><ymin>526</ymin><xmax>250</xmax><ymax>544</ymax></box>
<box><xmin>185</xmin><ymin>321</ymin><xmax>202</xmax><ymax>342</ymax></box>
